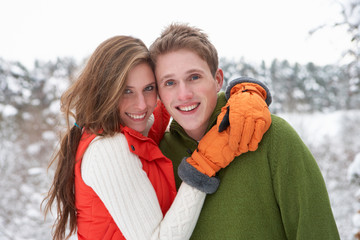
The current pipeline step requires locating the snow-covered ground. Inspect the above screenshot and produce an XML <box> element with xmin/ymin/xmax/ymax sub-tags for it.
<box><xmin>1</xmin><ymin>110</ymin><xmax>359</xmax><ymax>239</ymax></box>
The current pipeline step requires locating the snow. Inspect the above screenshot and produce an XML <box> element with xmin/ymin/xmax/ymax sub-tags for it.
<box><xmin>22</xmin><ymin>112</ymin><xmax>32</xmax><ymax>120</ymax></box>
<box><xmin>26</xmin><ymin>143</ymin><xmax>41</xmax><ymax>155</ymax></box>
<box><xmin>278</xmin><ymin>111</ymin><xmax>343</xmax><ymax>152</ymax></box>
<box><xmin>49</xmin><ymin>99</ymin><xmax>60</xmax><ymax>114</ymax></box>
<box><xmin>0</xmin><ymin>104</ymin><xmax>18</xmax><ymax>116</ymax></box>
<box><xmin>42</xmin><ymin>130</ymin><xmax>56</xmax><ymax>141</ymax></box>
<box><xmin>347</xmin><ymin>0</ymin><xmax>360</xmax><ymax>26</ymax></box>
<box><xmin>28</xmin><ymin>167</ymin><xmax>45</xmax><ymax>175</ymax></box>
<box><xmin>353</xmin><ymin>212</ymin><xmax>360</xmax><ymax>228</ymax></box>
<box><xmin>348</xmin><ymin>153</ymin><xmax>360</xmax><ymax>183</ymax></box>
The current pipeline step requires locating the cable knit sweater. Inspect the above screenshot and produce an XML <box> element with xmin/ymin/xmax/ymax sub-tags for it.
<box><xmin>81</xmin><ymin>126</ymin><xmax>206</xmax><ymax>240</ymax></box>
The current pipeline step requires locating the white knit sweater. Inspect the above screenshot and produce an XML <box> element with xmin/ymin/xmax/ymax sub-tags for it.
<box><xmin>82</xmin><ymin>132</ymin><xmax>206</xmax><ymax>240</ymax></box>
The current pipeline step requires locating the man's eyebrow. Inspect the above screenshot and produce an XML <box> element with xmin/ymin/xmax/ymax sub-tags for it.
<box><xmin>158</xmin><ymin>73</ymin><xmax>175</xmax><ymax>83</ymax></box>
<box><xmin>159</xmin><ymin>68</ymin><xmax>205</xmax><ymax>82</ymax></box>
<box><xmin>185</xmin><ymin>68</ymin><xmax>205</xmax><ymax>75</ymax></box>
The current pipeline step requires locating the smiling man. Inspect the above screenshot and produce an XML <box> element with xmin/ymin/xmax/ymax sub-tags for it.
<box><xmin>154</xmin><ymin>48</ymin><xmax>222</xmax><ymax>141</ymax></box>
<box><xmin>149</xmin><ymin>23</ymin><xmax>340</xmax><ymax>240</ymax></box>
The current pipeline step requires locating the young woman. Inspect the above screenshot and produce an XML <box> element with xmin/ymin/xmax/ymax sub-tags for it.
<box><xmin>43</xmin><ymin>35</ymin><xmax>271</xmax><ymax>240</ymax></box>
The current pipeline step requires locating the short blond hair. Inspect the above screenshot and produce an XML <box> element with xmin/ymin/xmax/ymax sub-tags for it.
<box><xmin>149</xmin><ymin>23</ymin><xmax>219</xmax><ymax>76</ymax></box>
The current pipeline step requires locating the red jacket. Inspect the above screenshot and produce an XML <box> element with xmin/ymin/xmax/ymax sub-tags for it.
<box><xmin>75</xmin><ymin>101</ymin><xmax>177</xmax><ymax>239</ymax></box>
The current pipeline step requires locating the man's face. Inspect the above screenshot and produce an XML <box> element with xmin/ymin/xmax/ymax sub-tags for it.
<box><xmin>155</xmin><ymin>49</ymin><xmax>223</xmax><ymax>140</ymax></box>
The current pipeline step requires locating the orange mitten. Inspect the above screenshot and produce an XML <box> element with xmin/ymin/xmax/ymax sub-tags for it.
<box><xmin>217</xmin><ymin>77</ymin><xmax>272</xmax><ymax>154</ymax></box>
<box><xmin>186</xmin><ymin>124</ymin><xmax>237</xmax><ymax>177</ymax></box>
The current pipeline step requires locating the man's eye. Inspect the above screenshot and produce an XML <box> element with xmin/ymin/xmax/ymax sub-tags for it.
<box><xmin>165</xmin><ymin>80</ymin><xmax>174</xmax><ymax>86</ymax></box>
<box><xmin>191</xmin><ymin>75</ymin><xmax>200</xmax><ymax>81</ymax></box>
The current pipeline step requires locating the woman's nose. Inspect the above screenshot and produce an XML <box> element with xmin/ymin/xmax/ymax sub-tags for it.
<box><xmin>135</xmin><ymin>93</ymin><xmax>147</xmax><ymax>109</ymax></box>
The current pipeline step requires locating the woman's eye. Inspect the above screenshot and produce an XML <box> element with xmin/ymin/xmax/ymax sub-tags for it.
<box><xmin>144</xmin><ymin>85</ymin><xmax>155</xmax><ymax>91</ymax></box>
<box><xmin>124</xmin><ymin>89</ymin><xmax>132</xmax><ymax>94</ymax></box>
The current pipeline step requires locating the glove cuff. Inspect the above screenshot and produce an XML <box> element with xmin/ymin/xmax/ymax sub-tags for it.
<box><xmin>226</xmin><ymin>77</ymin><xmax>272</xmax><ymax>106</ymax></box>
<box><xmin>178</xmin><ymin>157</ymin><xmax>220</xmax><ymax>194</ymax></box>
<box><xmin>191</xmin><ymin>150</ymin><xmax>218</xmax><ymax>177</ymax></box>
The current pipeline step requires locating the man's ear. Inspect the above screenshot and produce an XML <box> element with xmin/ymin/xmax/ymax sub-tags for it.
<box><xmin>215</xmin><ymin>68</ymin><xmax>224</xmax><ymax>92</ymax></box>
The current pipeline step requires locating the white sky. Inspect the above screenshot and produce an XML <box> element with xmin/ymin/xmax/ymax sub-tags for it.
<box><xmin>0</xmin><ymin>0</ymin><xmax>351</xmax><ymax>68</ymax></box>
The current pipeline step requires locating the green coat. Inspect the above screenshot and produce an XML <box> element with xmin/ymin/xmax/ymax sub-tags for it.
<box><xmin>159</xmin><ymin>92</ymin><xmax>340</xmax><ymax>240</ymax></box>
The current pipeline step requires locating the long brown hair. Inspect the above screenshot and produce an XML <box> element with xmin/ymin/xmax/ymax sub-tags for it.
<box><xmin>42</xmin><ymin>35</ymin><xmax>152</xmax><ymax>240</ymax></box>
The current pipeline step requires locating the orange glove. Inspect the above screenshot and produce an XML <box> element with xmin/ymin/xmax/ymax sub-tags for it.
<box><xmin>217</xmin><ymin>79</ymin><xmax>272</xmax><ymax>154</ymax></box>
<box><xmin>186</xmin><ymin>124</ymin><xmax>237</xmax><ymax>177</ymax></box>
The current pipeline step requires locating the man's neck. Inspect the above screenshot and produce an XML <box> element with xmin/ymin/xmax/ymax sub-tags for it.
<box><xmin>184</xmin><ymin>125</ymin><xmax>207</xmax><ymax>142</ymax></box>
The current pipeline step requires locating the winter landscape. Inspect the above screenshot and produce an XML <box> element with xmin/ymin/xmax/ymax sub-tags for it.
<box><xmin>0</xmin><ymin>0</ymin><xmax>359</xmax><ymax>239</ymax></box>
<box><xmin>0</xmin><ymin>52</ymin><xmax>359</xmax><ymax>239</ymax></box>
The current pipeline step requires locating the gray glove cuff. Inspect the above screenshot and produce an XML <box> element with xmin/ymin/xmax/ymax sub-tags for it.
<box><xmin>226</xmin><ymin>77</ymin><xmax>272</xmax><ymax>106</ymax></box>
<box><xmin>178</xmin><ymin>157</ymin><xmax>220</xmax><ymax>194</ymax></box>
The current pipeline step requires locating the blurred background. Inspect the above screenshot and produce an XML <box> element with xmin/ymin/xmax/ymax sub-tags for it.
<box><xmin>0</xmin><ymin>0</ymin><xmax>359</xmax><ymax>239</ymax></box>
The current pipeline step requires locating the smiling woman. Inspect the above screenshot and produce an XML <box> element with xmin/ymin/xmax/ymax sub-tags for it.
<box><xmin>118</xmin><ymin>62</ymin><xmax>157</xmax><ymax>133</ymax></box>
<box><xmin>42</xmin><ymin>35</ymin><xmax>223</xmax><ymax>240</ymax></box>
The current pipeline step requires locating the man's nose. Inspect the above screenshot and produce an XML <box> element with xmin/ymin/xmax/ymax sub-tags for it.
<box><xmin>177</xmin><ymin>82</ymin><xmax>193</xmax><ymax>101</ymax></box>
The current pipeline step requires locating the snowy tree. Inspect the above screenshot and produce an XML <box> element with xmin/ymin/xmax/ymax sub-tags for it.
<box><xmin>336</xmin><ymin>0</ymin><xmax>360</xmax><ymax>108</ymax></box>
<box><xmin>0</xmin><ymin>58</ymin><xmax>79</xmax><ymax>239</ymax></box>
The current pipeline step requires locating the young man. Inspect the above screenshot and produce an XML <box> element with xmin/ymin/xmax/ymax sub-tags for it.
<box><xmin>149</xmin><ymin>23</ymin><xmax>340</xmax><ymax>239</ymax></box>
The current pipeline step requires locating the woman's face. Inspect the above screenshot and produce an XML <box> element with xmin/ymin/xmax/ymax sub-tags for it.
<box><xmin>118</xmin><ymin>63</ymin><xmax>157</xmax><ymax>133</ymax></box>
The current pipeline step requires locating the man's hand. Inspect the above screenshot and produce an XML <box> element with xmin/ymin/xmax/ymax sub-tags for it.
<box><xmin>217</xmin><ymin>81</ymin><xmax>272</xmax><ymax>153</ymax></box>
<box><xmin>186</xmin><ymin>125</ymin><xmax>239</xmax><ymax>177</ymax></box>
